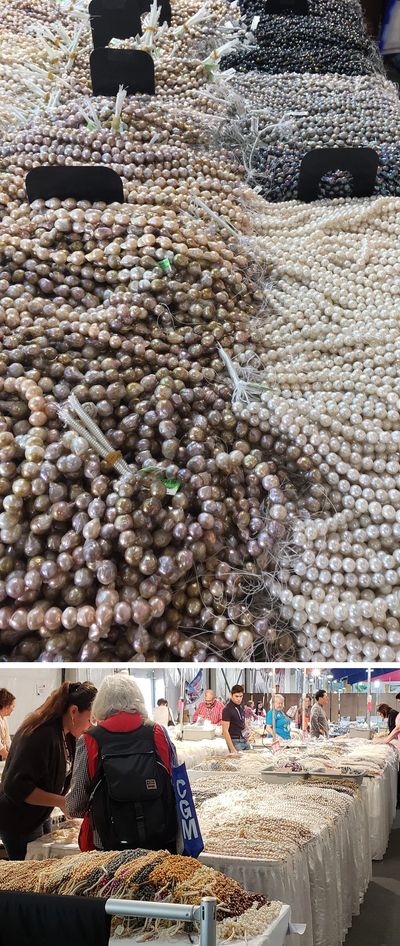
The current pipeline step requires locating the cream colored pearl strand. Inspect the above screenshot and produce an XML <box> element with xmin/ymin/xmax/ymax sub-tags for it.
<box><xmin>230</xmin><ymin>195</ymin><xmax>400</xmax><ymax>661</ymax></box>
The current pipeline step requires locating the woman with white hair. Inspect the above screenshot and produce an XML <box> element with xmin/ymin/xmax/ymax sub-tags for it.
<box><xmin>67</xmin><ymin>674</ymin><xmax>177</xmax><ymax>853</ymax></box>
<box><xmin>264</xmin><ymin>694</ymin><xmax>291</xmax><ymax>742</ymax></box>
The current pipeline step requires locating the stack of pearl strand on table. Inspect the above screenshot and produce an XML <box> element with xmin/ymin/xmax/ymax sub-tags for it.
<box><xmin>227</xmin><ymin>194</ymin><xmax>400</xmax><ymax>662</ymax></box>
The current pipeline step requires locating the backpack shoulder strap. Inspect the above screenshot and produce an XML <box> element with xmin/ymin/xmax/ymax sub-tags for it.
<box><xmin>86</xmin><ymin>724</ymin><xmax>102</xmax><ymax>745</ymax></box>
<box><xmin>141</xmin><ymin>721</ymin><xmax>157</xmax><ymax>746</ymax></box>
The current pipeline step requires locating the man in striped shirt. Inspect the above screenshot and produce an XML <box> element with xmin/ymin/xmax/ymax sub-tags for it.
<box><xmin>193</xmin><ymin>690</ymin><xmax>224</xmax><ymax>725</ymax></box>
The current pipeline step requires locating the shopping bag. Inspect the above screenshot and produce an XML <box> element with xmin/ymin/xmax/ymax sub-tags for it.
<box><xmin>166</xmin><ymin>734</ymin><xmax>204</xmax><ymax>857</ymax></box>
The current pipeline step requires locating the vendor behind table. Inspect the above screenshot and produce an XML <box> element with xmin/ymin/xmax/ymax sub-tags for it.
<box><xmin>221</xmin><ymin>684</ymin><xmax>250</xmax><ymax>754</ymax></box>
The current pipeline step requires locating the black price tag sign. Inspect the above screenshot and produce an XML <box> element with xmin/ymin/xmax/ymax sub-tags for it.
<box><xmin>298</xmin><ymin>148</ymin><xmax>379</xmax><ymax>202</ymax></box>
<box><xmin>89</xmin><ymin>0</ymin><xmax>142</xmax><ymax>48</ymax></box>
<box><xmin>89</xmin><ymin>0</ymin><xmax>171</xmax><ymax>47</ymax></box>
<box><xmin>90</xmin><ymin>48</ymin><xmax>155</xmax><ymax>95</ymax></box>
<box><xmin>265</xmin><ymin>0</ymin><xmax>309</xmax><ymax>12</ymax></box>
<box><xmin>26</xmin><ymin>166</ymin><xmax>124</xmax><ymax>204</ymax></box>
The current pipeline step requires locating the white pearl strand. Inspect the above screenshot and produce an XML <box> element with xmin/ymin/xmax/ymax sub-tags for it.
<box><xmin>234</xmin><ymin>195</ymin><xmax>400</xmax><ymax>662</ymax></box>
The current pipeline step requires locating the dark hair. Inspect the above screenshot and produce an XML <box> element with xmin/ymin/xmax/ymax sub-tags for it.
<box><xmin>298</xmin><ymin>695</ymin><xmax>311</xmax><ymax>707</ymax></box>
<box><xmin>157</xmin><ymin>698</ymin><xmax>168</xmax><ymax>706</ymax></box>
<box><xmin>377</xmin><ymin>703</ymin><xmax>392</xmax><ymax>718</ymax></box>
<box><xmin>18</xmin><ymin>682</ymin><xmax>97</xmax><ymax>736</ymax></box>
<box><xmin>396</xmin><ymin>693</ymin><xmax>400</xmax><ymax>701</ymax></box>
<box><xmin>0</xmin><ymin>689</ymin><xmax>15</xmax><ymax>711</ymax></box>
<box><xmin>315</xmin><ymin>689</ymin><xmax>327</xmax><ymax>701</ymax></box>
<box><xmin>231</xmin><ymin>685</ymin><xmax>244</xmax><ymax>695</ymax></box>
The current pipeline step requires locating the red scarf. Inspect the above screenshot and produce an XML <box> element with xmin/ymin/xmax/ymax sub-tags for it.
<box><xmin>78</xmin><ymin>712</ymin><xmax>171</xmax><ymax>852</ymax></box>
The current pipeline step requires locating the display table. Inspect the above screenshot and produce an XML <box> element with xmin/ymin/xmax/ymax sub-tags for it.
<box><xmin>348</xmin><ymin>727</ymin><xmax>370</xmax><ymax>740</ymax></box>
<box><xmin>200</xmin><ymin>850</ymin><xmax>310</xmax><ymax>946</ymax></box>
<box><xmin>27</xmin><ymin>838</ymin><xmax>80</xmax><ymax>860</ymax></box>
<box><xmin>26</xmin><ymin>820</ymin><xmax>82</xmax><ymax>860</ymax></box>
<box><xmin>200</xmin><ymin>788</ymin><xmax>370</xmax><ymax>946</ymax></box>
<box><xmin>109</xmin><ymin>904</ymin><xmax>296</xmax><ymax>946</ymax></box>
<box><xmin>172</xmin><ymin>736</ymin><xmax>229</xmax><ymax>767</ymax></box>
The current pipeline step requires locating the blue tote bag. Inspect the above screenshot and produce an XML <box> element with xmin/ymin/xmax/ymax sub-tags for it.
<box><xmin>165</xmin><ymin>733</ymin><xmax>204</xmax><ymax>858</ymax></box>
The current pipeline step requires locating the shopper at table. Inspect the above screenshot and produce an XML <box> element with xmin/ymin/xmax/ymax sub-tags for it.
<box><xmin>383</xmin><ymin>694</ymin><xmax>400</xmax><ymax>744</ymax></box>
<box><xmin>376</xmin><ymin>703</ymin><xmax>398</xmax><ymax>737</ymax></box>
<box><xmin>255</xmin><ymin>700</ymin><xmax>266</xmax><ymax>718</ymax></box>
<box><xmin>67</xmin><ymin>674</ymin><xmax>177</xmax><ymax>853</ymax></box>
<box><xmin>0</xmin><ymin>689</ymin><xmax>16</xmax><ymax>761</ymax></box>
<box><xmin>265</xmin><ymin>694</ymin><xmax>291</xmax><ymax>742</ymax></box>
<box><xmin>153</xmin><ymin>698</ymin><xmax>175</xmax><ymax>727</ymax></box>
<box><xmin>310</xmin><ymin>690</ymin><xmax>330</xmax><ymax>738</ymax></box>
<box><xmin>222</xmin><ymin>685</ymin><xmax>250</xmax><ymax>753</ymax></box>
<box><xmin>193</xmin><ymin>690</ymin><xmax>224</xmax><ymax>725</ymax></box>
<box><xmin>244</xmin><ymin>700</ymin><xmax>257</xmax><ymax>721</ymax></box>
<box><xmin>297</xmin><ymin>695</ymin><xmax>311</xmax><ymax>732</ymax></box>
<box><xmin>0</xmin><ymin>681</ymin><xmax>96</xmax><ymax>861</ymax></box>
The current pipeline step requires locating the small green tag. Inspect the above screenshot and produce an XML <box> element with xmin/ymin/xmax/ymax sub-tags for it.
<box><xmin>163</xmin><ymin>479</ymin><xmax>181</xmax><ymax>495</ymax></box>
<box><xmin>86</xmin><ymin>121</ymin><xmax>95</xmax><ymax>131</ymax></box>
<box><xmin>159</xmin><ymin>258</ymin><xmax>172</xmax><ymax>273</ymax></box>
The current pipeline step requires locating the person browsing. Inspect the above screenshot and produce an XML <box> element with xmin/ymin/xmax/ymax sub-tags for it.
<box><xmin>0</xmin><ymin>681</ymin><xmax>97</xmax><ymax>860</ymax></box>
<box><xmin>375</xmin><ymin>703</ymin><xmax>398</xmax><ymax>738</ymax></box>
<box><xmin>153</xmin><ymin>699</ymin><xmax>174</xmax><ymax>727</ymax></box>
<box><xmin>255</xmin><ymin>700</ymin><xmax>265</xmax><ymax>719</ymax></box>
<box><xmin>67</xmin><ymin>674</ymin><xmax>177</xmax><ymax>853</ymax></box>
<box><xmin>265</xmin><ymin>694</ymin><xmax>291</xmax><ymax>741</ymax></box>
<box><xmin>310</xmin><ymin>690</ymin><xmax>330</xmax><ymax>738</ymax></box>
<box><xmin>0</xmin><ymin>689</ymin><xmax>16</xmax><ymax>760</ymax></box>
<box><xmin>383</xmin><ymin>692</ymin><xmax>400</xmax><ymax>745</ymax></box>
<box><xmin>244</xmin><ymin>700</ymin><xmax>257</xmax><ymax>721</ymax></box>
<box><xmin>297</xmin><ymin>695</ymin><xmax>311</xmax><ymax>732</ymax></box>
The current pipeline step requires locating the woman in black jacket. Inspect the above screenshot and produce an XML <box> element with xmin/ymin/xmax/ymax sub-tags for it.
<box><xmin>0</xmin><ymin>680</ymin><xmax>97</xmax><ymax>860</ymax></box>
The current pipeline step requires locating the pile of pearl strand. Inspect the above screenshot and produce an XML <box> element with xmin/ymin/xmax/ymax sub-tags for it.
<box><xmin>229</xmin><ymin>194</ymin><xmax>400</xmax><ymax>661</ymax></box>
<box><xmin>212</xmin><ymin>72</ymin><xmax>400</xmax><ymax>153</ymax></box>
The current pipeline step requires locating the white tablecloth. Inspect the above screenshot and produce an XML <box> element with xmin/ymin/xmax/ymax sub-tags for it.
<box><xmin>362</xmin><ymin>755</ymin><xmax>398</xmax><ymax>860</ymax></box>
<box><xmin>27</xmin><ymin>838</ymin><xmax>80</xmax><ymax>860</ymax></box>
<box><xmin>109</xmin><ymin>904</ymin><xmax>294</xmax><ymax>946</ymax></box>
<box><xmin>200</xmin><ymin>850</ymin><xmax>310</xmax><ymax>946</ymax></box>
<box><xmin>200</xmin><ymin>789</ymin><xmax>371</xmax><ymax>946</ymax></box>
<box><xmin>348</xmin><ymin>728</ymin><xmax>370</xmax><ymax>740</ymax></box>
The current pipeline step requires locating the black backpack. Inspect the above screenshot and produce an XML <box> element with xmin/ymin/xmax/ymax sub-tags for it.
<box><xmin>87</xmin><ymin>723</ymin><xmax>177</xmax><ymax>851</ymax></box>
